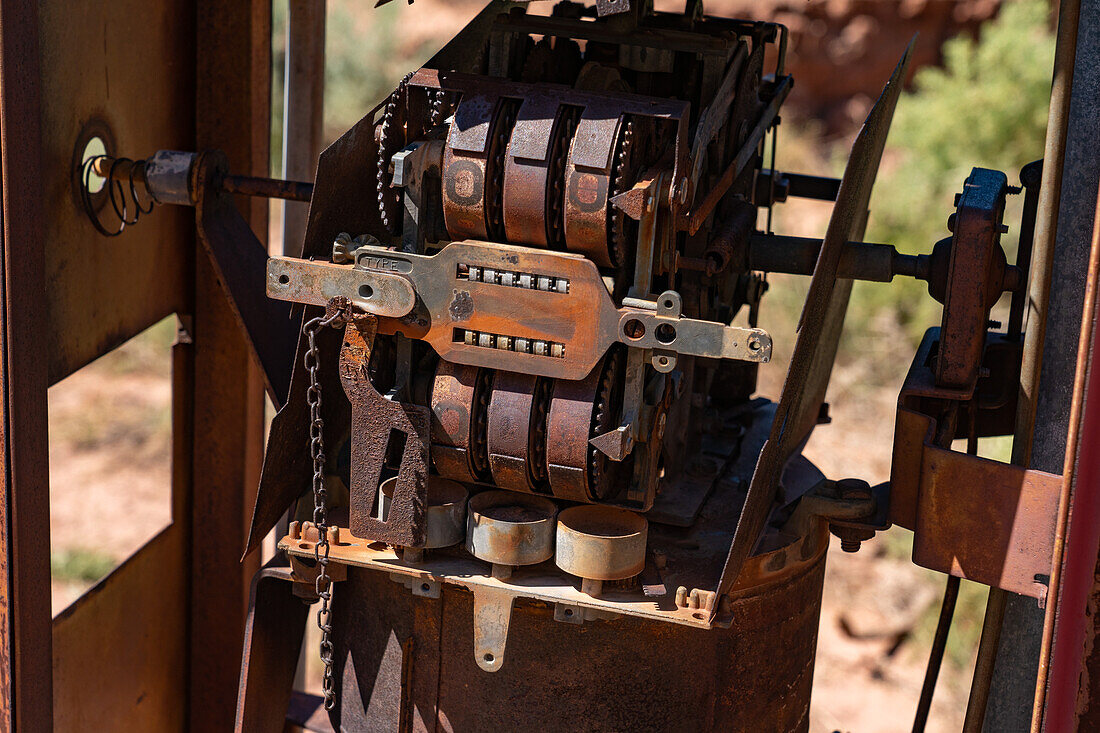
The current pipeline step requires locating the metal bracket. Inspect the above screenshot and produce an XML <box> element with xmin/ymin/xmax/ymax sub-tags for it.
<box><xmin>472</xmin><ymin>585</ymin><xmax>515</xmax><ymax>672</ymax></box>
<box><xmin>892</xmin><ymin>406</ymin><xmax>1062</xmax><ymax>601</ymax></box>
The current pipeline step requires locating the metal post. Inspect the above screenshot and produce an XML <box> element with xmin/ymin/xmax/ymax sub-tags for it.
<box><xmin>981</xmin><ymin>0</ymin><xmax>1089</xmax><ymax>729</ymax></box>
<box><xmin>280</xmin><ymin>0</ymin><xmax>326</xmax><ymax>255</ymax></box>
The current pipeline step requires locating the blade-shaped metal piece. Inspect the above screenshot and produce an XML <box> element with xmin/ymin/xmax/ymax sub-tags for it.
<box><xmin>711</xmin><ymin>37</ymin><xmax>916</xmax><ymax>618</ymax></box>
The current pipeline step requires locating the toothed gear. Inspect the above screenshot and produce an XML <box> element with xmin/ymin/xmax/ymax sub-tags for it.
<box><xmin>376</xmin><ymin>72</ymin><xmax>415</xmax><ymax>234</ymax></box>
<box><xmin>486</xmin><ymin>101</ymin><xmax>520</xmax><ymax>242</ymax></box>
<box><xmin>529</xmin><ymin>377</ymin><xmax>552</xmax><ymax>491</ymax></box>
<box><xmin>587</xmin><ymin>351</ymin><xmax>622</xmax><ymax>498</ymax></box>
<box><xmin>470</xmin><ymin>368</ymin><xmax>494</xmax><ymax>479</ymax></box>
<box><xmin>547</xmin><ymin>110</ymin><xmax>579</xmax><ymax>250</ymax></box>
<box><xmin>608</xmin><ymin>118</ymin><xmax>637</xmax><ymax>268</ymax></box>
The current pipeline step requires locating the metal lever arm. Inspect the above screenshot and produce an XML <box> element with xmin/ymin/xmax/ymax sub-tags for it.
<box><xmin>267</xmin><ymin>239</ymin><xmax>772</xmax><ymax>381</ymax></box>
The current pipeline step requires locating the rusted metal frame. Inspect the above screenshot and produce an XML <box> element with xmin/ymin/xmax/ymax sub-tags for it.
<box><xmin>1038</xmin><ymin>104</ymin><xmax>1100</xmax><ymax>733</ymax></box>
<box><xmin>242</xmin><ymin>0</ymin><xmax>523</xmax><ymax>561</ymax></box>
<box><xmin>711</xmin><ymin>41</ymin><xmax>913</xmax><ymax>615</ymax></box>
<box><xmin>281</xmin><ymin>0</ymin><xmax>326</xmax><ymax>254</ymax></box>
<box><xmin>889</xmin><ymin>330</ymin><xmax>1063</xmax><ymax>596</ymax></box>
<box><xmin>687</xmin><ymin>44</ymin><xmax>747</xmax><ymax>190</ymax></box>
<box><xmin>191</xmin><ymin>1</ymin><xmax>270</xmax><ymax>728</ymax></box>
<box><xmin>234</xmin><ymin>564</ymin><xmax>311</xmax><ymax>733</ymax></box>
<box><xmin>0</xmin><ymin>0</ymin><xmax>52</xmax><ymax>726</ymax></box>
<box><xmin>902</xmin><ymin>411</ymin><xmax>1062</xmax><ymax>598</ymax></box>
<box><xmin>683</xmin><ymin>74</ymin><xmax>791</xmax><ymax>235</ymax></box>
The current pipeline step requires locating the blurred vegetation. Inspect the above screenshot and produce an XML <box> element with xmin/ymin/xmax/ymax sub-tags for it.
<box><xmin>858</xmin><ymin>0</ymin><xmax>1055</xmax><ymax>349</ymax></box>
<box><xmin>51</xmin><ymin>548</ymin><xmax>116</xmax><ymax>584</ymax></box>
<box><xmin>271</xmin><ymin>0</ymin><xmax>442</xmax><ymax>175</ymax></box>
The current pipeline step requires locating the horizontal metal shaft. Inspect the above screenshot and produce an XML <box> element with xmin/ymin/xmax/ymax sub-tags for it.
<box><xmin>90</xmin><ymin>155</ymin><xmax>314</xmax><ymax>202</ymax></box>
<box><xmin>221</xmin><ymin>174</ymin><xmax>314</xmax><ymax>202</ymax></box>
<box><xmin>747</xmin><ymin>233</ymin><xmax>928</xmax><ymax>283</ymax></box>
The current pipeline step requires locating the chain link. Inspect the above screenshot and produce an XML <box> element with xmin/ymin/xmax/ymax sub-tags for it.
<box><xmin>303</xmin><ymin>304</ymin><xmax>349</xmax><ymax>711</ymax></box>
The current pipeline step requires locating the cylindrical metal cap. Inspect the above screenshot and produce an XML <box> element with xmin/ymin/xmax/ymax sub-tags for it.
<box><xmin>556</xmin><ymin>505</ymin><xmax>647</xmax><ymax>581</ymax></box>
<box><xmin>466</xmin><ymin>490</ymin><xmax>557</xmax><ymax>566</ymax></box>
<box><xmin>145</xmin><ymin>150</ymin><xmax>197</xmax><ymax>206</ymax></box>
<box><xmin>379</xmin><ymin>476</ymin><xmax>468</xmax><ymax>549</ymax></box>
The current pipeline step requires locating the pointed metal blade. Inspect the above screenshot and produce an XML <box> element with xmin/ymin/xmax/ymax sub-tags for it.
<box><xmin>710</xmin><ymin>37</ymin><xmax>916</xmax><ymax>619</ymax></box>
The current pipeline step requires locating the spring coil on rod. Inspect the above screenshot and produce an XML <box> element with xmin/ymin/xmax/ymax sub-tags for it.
<box><xmin>81</xmin><ymin>155</ymin><xmax>156</xmax><ymax>237</ymax></box>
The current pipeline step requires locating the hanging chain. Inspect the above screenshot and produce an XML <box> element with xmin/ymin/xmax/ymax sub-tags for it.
<box><xmin>303</xmin><ymin>301</ymin><xmax>350</xmax><ymax>711</ymax></box>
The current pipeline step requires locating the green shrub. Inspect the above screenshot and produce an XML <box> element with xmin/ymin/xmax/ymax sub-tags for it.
<box><xmin>859</xmin><ymin>0</ymin><xmax>1055</xmax><ymax>347</ymax></box>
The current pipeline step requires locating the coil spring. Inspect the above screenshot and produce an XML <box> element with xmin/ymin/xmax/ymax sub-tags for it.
<box><xmin>81</xmin><ymin>156</ymin><xmax>155</xmax><ymax>237</ymax></box>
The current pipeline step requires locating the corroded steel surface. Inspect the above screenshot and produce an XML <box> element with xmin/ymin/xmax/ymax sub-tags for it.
<box><xmin>342</xmin><ymin>315</ymin><xmax>431</xmax><ymax>546</ymax></box>
<box><xmin>486</xmin><ymin>371</ymin><xmax>546</xmax><ymax>492</ymax></box>
<box><xmin>466</xmin><ymin>490</ymin><xmax>557</xmax><ymax>567</ymax></box>
<box><xmin>325</xmin><ymin>526</ymin><xmax>826</xmax><ymax>732</ymax></box>
<box><xmin>555</xmin><ymin>505</ymin><xmax>648</xmax><ymax>582</ymax></box>
<box><xmin>430</xmin><ymin>359</ymin><xmax>493</xmax><ymax>483</ymax></box>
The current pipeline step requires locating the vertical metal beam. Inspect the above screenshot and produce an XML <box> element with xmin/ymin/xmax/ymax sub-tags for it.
<box><xmin>982</xmin><ymin>0</ymin><xmax>1091</xmax><ymax>729</ymax></box>
<box><xmin>0</xmin><ymin>0</ymin><xmax>53</xmax><ymax>729</ymax></box>
<box><xmin>281</xmin><ymin>0</ymin><xmax>326</xmax><ymax>254</ymax></box>
<box><xmin>191</xmin><ymin>1</ymin><xmax>271</xmax><ymax>728</ymax></box>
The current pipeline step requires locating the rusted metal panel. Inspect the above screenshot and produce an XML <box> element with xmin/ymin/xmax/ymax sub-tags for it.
<box><xmin>0</xmin><ymin>0</ymin><xmax>54</xmax><ymax>728</ymax></box>
<box><xmin>38</xmin><ymin>0</ymin><xmax>194</xmax><ymax>385</ymax></box>
<box><xmin>342</xmin><ymin>316</ymin><xmax>431</xmax><ymax>546</ymax></box>
<box><xmin>328</xmin><ymin>545</ymin><xmax>825</xmax><ymax>732</ymax></box>
<box><xmin>910</xmin><ymin>441</ymin><xmax>1062</xmax><ymax>599</ymax></box>
<box><xmin>234</xmin><ymin>566</ymin><xmax>310</xmax><ymax>733</ymax></box>
<box><xmin>53</xmin><ymin>528</ymin><xmax>188</xmax><ymax>730</ymax></box>
<box><xmin>191</xmin><ymin>1</ymin><xmax>270</xmax><ymax>728</ymax></box>
<box><xmin>714</xmin><ymin>40</ymin><xmax>913</xmax><ymax>609</ymax></box>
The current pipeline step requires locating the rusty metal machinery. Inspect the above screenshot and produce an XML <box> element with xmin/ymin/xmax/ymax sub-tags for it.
<box><xmin>71</xmin><ymin>1</ymin><xmax>1074</xmax><ymax>730</ymax></box>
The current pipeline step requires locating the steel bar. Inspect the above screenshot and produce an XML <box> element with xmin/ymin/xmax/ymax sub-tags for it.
<box><xmin>964</xmin><ymin>587</ymin><xmax>1008</xmax><ymax>731</ymax></box>
<box><xmin>913</xmin><ymin>575</ymin><xmax>961</xmax><ymax>733</ymax></box>
<box><xmin>746</xmin><ymin>233</ymin><xmax>928</xmax><ymax>283</ymax></box>
<box><xmin>222</xmin><ymin>174</ymin><xmax>314</xmax><ymax>202</ymax></box>
<box><xmin>784</xmin><ymin>171</ymin><xmax>841</xmax><ymax>201</ymax></box>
